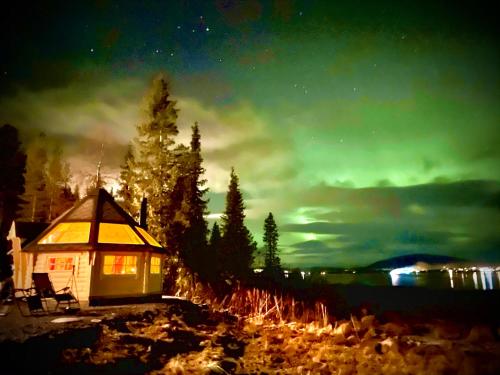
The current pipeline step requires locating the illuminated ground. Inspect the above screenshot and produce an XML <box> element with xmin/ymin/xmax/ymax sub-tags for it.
<box><xmin>0</xmin><ymin>295</ymin><xmax>499</xmax><ymax>374</ymax></box>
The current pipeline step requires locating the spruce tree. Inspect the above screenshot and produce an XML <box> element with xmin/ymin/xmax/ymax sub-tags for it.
<box><xmin>207</xmin><ymin>222</ymin><xmax>221</xmax><ymax>281</ymax></box>
<box><xmin>0</xmin><ymin>124</ymin><xmax>26</xmax><ymax>280</ymax></box>
<box><xmin>118</xmin><ymin>143</ymin><xmax>139</xmax><ymax>219</ymax></box>
<box><xmin>263</xmin><ymin>212</ymin><xmax>281</xmax><ymax>275</ymax></box>
<box><xmin>134</xmin><ymin>75</ymin><xmax>179</xmax><ymax>245</ymax></box>
<box><xmin>178</xmin><ymin>123</ymin><xmax>209</xmax><ymax>277</ymax></box>
<box><xmin>219</xmin><ymin>168</ymin><xmax>256</xmax><ymax>280</ymax></box>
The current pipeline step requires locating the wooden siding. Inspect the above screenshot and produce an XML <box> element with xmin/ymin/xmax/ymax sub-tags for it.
<box><xmin>33</xmin><ymin>252</ymin><xmax>91</xmax><ymax>301</ymax></box>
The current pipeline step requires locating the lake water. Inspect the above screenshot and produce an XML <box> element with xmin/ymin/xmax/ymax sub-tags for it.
<box><xmin>323</xmin><ymin>270</ymin><xmax>500</xmax><ymax>290</ymax></box>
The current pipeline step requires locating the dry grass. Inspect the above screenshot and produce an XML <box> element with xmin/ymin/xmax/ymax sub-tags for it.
<box><xmin>162</xmin><ymin>282</ymin><xmax>500</xmax><ymax>374</ymax></box>
<box><xmin>216</xmin><ymin>287</ymin><xmax>329</xmax><ymax>327</ymax></box>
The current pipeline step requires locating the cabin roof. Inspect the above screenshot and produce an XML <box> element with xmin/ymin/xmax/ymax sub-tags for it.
<box><xmin>23</xmin><ymin>188</ymin><xmax>164</xmax><ymax>253</ymax></box>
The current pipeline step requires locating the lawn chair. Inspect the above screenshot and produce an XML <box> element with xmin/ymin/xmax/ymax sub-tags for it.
<box><xmin>14</xmin><ymin>287</ymin><xmax>45</xmax><ymax>316</ymax></box>
<box><xmin>31</xmin><ymin>273</ymin><xmax>80</xmax><ymax>313</ymax></box>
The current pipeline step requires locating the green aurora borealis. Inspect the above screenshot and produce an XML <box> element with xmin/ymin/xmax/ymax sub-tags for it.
<box><xmin>1</xmin><ymin>1</ymin><xmax>499</xmax><ymax>266</ymax></box>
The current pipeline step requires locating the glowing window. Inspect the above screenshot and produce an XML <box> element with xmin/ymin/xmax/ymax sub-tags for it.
<box><xmin>150</xmin><ymin>256</ymin><xmax>161</xmax><ymax>274</ymax></box>
<box><xmin>98</xmin><ymin>223</ymin><xmax>144</xmax><ymax>244</ymax></box>
<box><xmin>103</xmin><ymin>255</ymin><xmax>137</xmax><ymax>275</ymax></box>
<box><xmin>136</xmin><ymin>227</ymin><xmax>162</xmax><ymax>247</ymax></box>
<box><xmin>48</xmin><ymin>257</ymin><xmax>74</xmax><ymax>271</ymax></box>
<box><xmin>38</xmin><ymin>222</ymin><xmax>90</xmax><ymax>244</ymax></box>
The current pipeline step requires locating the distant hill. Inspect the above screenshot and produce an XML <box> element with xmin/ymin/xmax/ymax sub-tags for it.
<box><xmin>366</xmin><ymin>253</ymin><xmax>463</xmax><ymax>270</ymax></box>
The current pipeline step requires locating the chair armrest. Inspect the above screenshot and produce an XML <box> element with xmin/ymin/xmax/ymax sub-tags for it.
<box><xmin>14</xmin><ymin>287</ymin><xmax>36</xmax><ymax>296</ymax></box>
<box><xmin>56</xmin><ymin>287</ymin><xmax>71</xmax><ymax>293</ymax></box>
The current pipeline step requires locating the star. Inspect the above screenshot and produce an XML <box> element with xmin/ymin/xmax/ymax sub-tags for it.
<box><xmin>170</xmin><ymin>52</ymin><xmax>174</xmax><ymax>57</ymax></box>
<box><xmin>177</xmin><ymin>25</ymin><xmax>181</xmax><ymax>29</ymax></box>
<box><xmin>299</xmin><ymin>11</ymin><xmax>303</xmax><ymax>16</ymax></box>
<box><xmin>155</xmin><ymin>49</ymin><xmax>160</xmax><ymax>54</ymax></box>
<box><xmin>90</xmin><ymin>48</ymin><xmax>94</xmax><ymax>53</ymax></box>
<box><xmin>206</xmin><ymin>27</ymin><xmax>210</xmax><ymax>32</ymax></box>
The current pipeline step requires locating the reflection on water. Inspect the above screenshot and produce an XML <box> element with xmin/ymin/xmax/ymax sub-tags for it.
<box><xmin>325</xmin><ymin>269</ymin><xmax>500</xmax><ymax>290</ymax></box>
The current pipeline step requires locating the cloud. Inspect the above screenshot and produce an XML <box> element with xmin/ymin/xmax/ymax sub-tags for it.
<box><xmin>274</xmin><ymin>180</ymin><xmax>500</xmax><ymax>266</ymax></box>
<box><xmin>0</xmin><ymin>76</ymin><xmax>295</xmax><ymax>202</ymax></box>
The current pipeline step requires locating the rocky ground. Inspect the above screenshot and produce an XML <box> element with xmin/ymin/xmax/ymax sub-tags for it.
<box><xmin>1</xmin><ymin>297</ymin><xmax>499</xmax><ymax>374</ymax></box>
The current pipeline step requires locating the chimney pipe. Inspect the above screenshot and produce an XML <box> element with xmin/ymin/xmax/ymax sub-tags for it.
<box><xmin>140</xmin><ymin>196</ymin><xmax>148</xmax><ymax>229</ymax></box>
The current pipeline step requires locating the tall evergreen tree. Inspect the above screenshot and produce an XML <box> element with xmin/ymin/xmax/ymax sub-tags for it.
<box><xmin>178</xmin><ymin>123</ymin><xmax>209</xmax><ymax>277</ymax></box>
<box><xmin>219</xmin><ymin>168</ymin><xmax>256</xmax><ymax>280</ymax></box>
<box><xmin>208</xmin><ymin>222</ymin><xmax>221</xmax><ymax>280</ymax></box>
<box><xmin>20</xmin><ymin>133</ymin><xmax>48</xmax><ymax>222</ymax></box>
<box><xmin>209</xmin><ymin>222</ymin><xmax>221</xmax><ymax>257</ymax></box>
<box><xmin>134</xmin><ymin>75</ymin><xmax>179</xmax><ymax>246</ymax></box>
<box><xmin>0</xmin><ymin>124</ymin><xmax>26</xmax><ymax>280</ymax></box>
<box><xmin>263</xmin><ymin>212</ymin><xmax>281</xmax><ymax>274</ymax></box>
<box><xmin>118</xmin><ymin>143</ymin><xmax>139</xmax><ymax>219</ymax></box>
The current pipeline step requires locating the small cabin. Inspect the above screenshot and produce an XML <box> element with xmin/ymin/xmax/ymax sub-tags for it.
<box><xmin>19</xmin><ymin>188</ymin><xmax>166</xmax><ymax>305</ymax></box>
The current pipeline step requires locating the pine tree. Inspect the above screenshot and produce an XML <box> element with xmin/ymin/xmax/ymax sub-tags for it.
<box><xmin>20</xmin><ymin>133</ymin><xmax>48</xmax><ymax>222</ymax></box>
<box><xmin>208</xmin><ymin>222</ymin><xmax>221</xmax><ymax>280</ymax></box>
<box><xmin>219</xmin><ymin>168</ymin><xmax>256</xmax><ymax>280</ymax></box>
<box><xmin>118</xmin><ymin>143</ymin><xmax>139</xmax><ymax>219</ymax></box>
<box><xmin>178</xmin><ymin>123</ymin><xmax>209</xmax><ymax>277</ymax></box>
<box><xmin>0</xmin><ymin>124</ymin><xmax>26</xmax><ymax>280</ymax></box>
<box><xmin>263</xmin><ymin>212</ymin><xmax>281</xmax><ymax>275</ymax></box>
<box><xmin>134</xmin><ymin>75</ymin><xmax>179</xmax><ymax>246</ymax></box>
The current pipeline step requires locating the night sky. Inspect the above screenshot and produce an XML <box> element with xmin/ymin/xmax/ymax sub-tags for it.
<box><xmin>1</xmin><ymin>1</ymin><xmax>499</xmax><ymax>267</ymax></box>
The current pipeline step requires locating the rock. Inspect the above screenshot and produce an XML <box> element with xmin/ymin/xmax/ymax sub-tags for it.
<box><xmin>363</xmin><ymin>327</ymin><xmax>377</xmax><ymax>340</ymax></box>
<box><xmin>466</xmin><ymin>325</ymin><xmax>494</xmax><ymax>343</ymax></box>
<box><xmin>360</xmin><ymin>315</ymin><xmax>376</xmax><ymax>331</ymax></box>
<box><xmin>220</xmin><ymin>357</ymin><xmax>238</xmax><ymax>373</ymax></box>
<box><xmin>379</xmin><ymin>337</ymin><xmax>398</xmax><ymax>353</ymax></box>
<box><xmin>334</xmin><ymin>321</ymin><xmax>352</xmax><ymax>337</ymax></box>
<box><xmin>217</xmin><ymin>334</ymin><xmax>245</xmax><ymax>358</ymax></box>
<box><xmin>346</xmin><ymin>334</ymin><xmax>359</xmax><ymax>346</ymax></box>
<box><xmin>431</xmin><ymin>323</ymin><xmax>462</xmax><ymax>340</ymax></box>
<box><xmin>379</xmin><ymin>322</ymin><xmax>406</xmax><ymax>336</ymax></box>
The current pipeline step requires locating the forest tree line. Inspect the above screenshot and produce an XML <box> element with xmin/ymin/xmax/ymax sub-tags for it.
<box><xmin>116</xmin><ymin>75</ymin><xmax>282</xmax><ymax>286</ymax></box>
<box><xmin>0</xmin><ymin>75</ymin><xmax>282</xmax><ymax>287</ymax></box>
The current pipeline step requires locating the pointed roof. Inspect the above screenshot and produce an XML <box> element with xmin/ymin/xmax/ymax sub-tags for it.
<box><xmin>23</xmin><ymin>188</ymin><xmax>164</xmax><ymax>253</ymax></box>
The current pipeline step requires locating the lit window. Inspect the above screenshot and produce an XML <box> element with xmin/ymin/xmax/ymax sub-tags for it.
<box><xmin>150</xmin><ymin>256</ymin><xmax>161</xmax><ymax>274</ymax></box>
<box><xmin>48</xmin><ymin>257</ymin><xmax>74</xmax><ymax>271</ymax></box>
<box><xmin>98</xmin><ymin>223</ymin><xmax>144</xmax><ymax>244</ymax></box>
<box><xmin>39</xmin><ymin>222</ymin><xmax>91</xmax><ymax>244</ymax></box>
<box><xmin>136</xmin><ymin>227</ymin><xmax>162</xmax><ymax>247</ymax></box>
<box><xmin>103</xmin><ymin>255</ymin><xmax>137</xmax><ymax>275</ymax></box>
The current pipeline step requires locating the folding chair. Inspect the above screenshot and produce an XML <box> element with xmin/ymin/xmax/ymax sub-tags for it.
<box><xmin>31</xmin><ymin>273</ymin><xmax>80</xmax><ymax>313</ymax></box>
<box><xmin>14</xmin><ymin>288</ymin><xmax>45</xmax><ymax>316</ymax></box>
